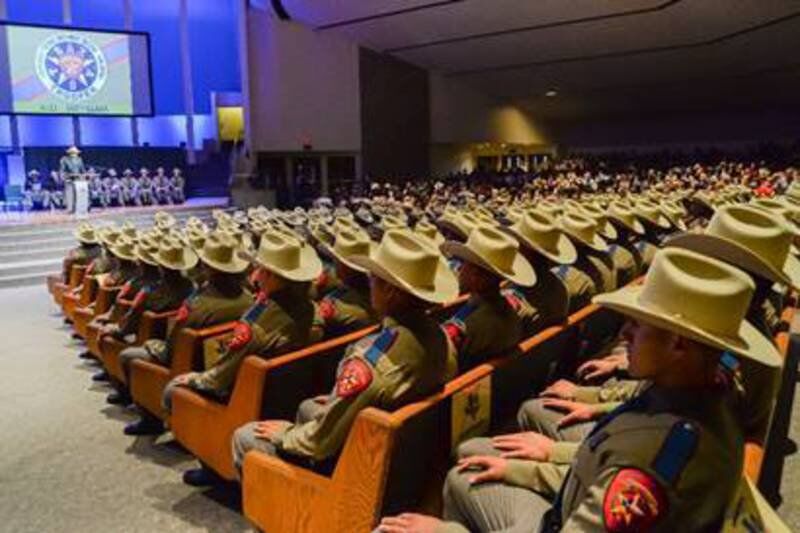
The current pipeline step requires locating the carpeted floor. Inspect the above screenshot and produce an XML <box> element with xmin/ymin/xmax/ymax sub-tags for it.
<box><xmin>0</xmin><ymin>285</ymin><xmax>251</xmax><ymax>533</ymax></box>
<box><xmin>1</xmin><ymin>284</ymin><xmax>798</xmax><ymax>531</ymax></box>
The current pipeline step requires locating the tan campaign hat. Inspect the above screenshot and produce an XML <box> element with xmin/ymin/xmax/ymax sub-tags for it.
<box><xmin>378</xmin><ymin>214</ymin><xmax>408</xmax><ymax>232</ymax></box>
<box><xmin>350</xmin><ymin>229</ymin><xmax>458</xmax><ymax>304</ymax></box>
<box><xmin>111</xmin><ymin>236</ymin><xmax>137</xmax><ymax>262</ymax></box>
<box><xmin>607</xmin><ymin>201</ymin><xmax>645</xmax><ymax>235</ymax></box>
<box><xmin>254</xmin><ymin>230</ymin><xmax>322</xmax><ymax>282</ymax></box>
<box><xmin>577</xmin><ymin>203</ymin><xmax>618</xmax><ymax>241</ymax></box>
<box><xmin>437</xmin><ymin>211</ymin><xmax>483</xmax><ymax>241</ymax></box>
<box><xmin>186</xmin><ymin>227</ymin><xmax>207</xmax><ymax>251</ymax></box>
<box><xmin>595</xmin><ymin>247</ymin><xmax>780</xmax><ymax>367</ymax></box>
<box><xmin>414</xmin><ymin>218</ymin><xmax>445</xmax><ymax>246</ymax></box>
<box><xmin>136</xmin><ymin>236</ymin><xmax>161</xmax><ymax>266</ymax></box>
<box><xmin>635</xmin><ymin>200</ymin><xmax>672</xmax><ymax>230</ymax></box>
<box><xmin>324</xmin><ymin>228</ymin><xmax>376</xmax><ymax>274</ymax></box>
<box><xmin>197</xmin><ymin>231</ymin><xmax>250</xmax><ymax>274</ymax></box>
<box><xmin>74</xmin><ymin>223</ymin><xmax>98</xmax><ymax>244</ymax></box>
<box><xmin>666</xmin><ymin>205</ymin><xmax>800</xmax><ymax>290</ymax></box>
<box><xmin>560</xmin><ymin>211</ymin><xmax>608</xmax><ymax>253</ymax></box>
<box><xmin>309</xmin><ymin>221</ymin><xmax>335</xmax><ymax>249</ymax></box>
<box><xmin>98</xmin><ymin>226</ymin><xmax>122</xmax><ymax>247</ymax></box>
<box><xmin>442</xmin><ymin>225</ymin><xmax>536</xmax><ymax>287</ymax></box>
<box><xmin>156</xmin><ymin>237</ymin><xmax>199</xmax><ymax>271</ymax></box>
<box><xmin>120</xmin><ymin>221</ymin><xmax>138</xmax><ymax>240</ymax></box>
<box><xmin>750</xmin><ymin>198</ymin><xmax>800</xmax><ymax>235</ymax></box>
<box><xmin>504</xmin><ymin>208</ymin><xmax>577</xmax><ymax>265</ymax></box>
<box><xmin>66</xmin><ymin>146</ymin><xmax>80</xmax><ymax>155</ymax></box>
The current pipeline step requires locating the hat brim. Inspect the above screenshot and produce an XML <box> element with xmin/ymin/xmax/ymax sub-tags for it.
<box><xmin>441</xmin><ymin>241</ymin><xmax>536</xmax><ymax>287</ymax></box>
<box><xmin>594</xmin><ymin>286</ymin><xmax>781</xmax><ymax>368</ymax></box>
<box><xmin>198</xmin><ymin>249</ymin><xmax>250</xmax><ymax>274</ymax></box>
<box><xmin>157</xmin><ymin>251</ymin><xmax>199</xmax><ymax>271</ymax></box>
<box><xmin>502</xmin><ymin>225</ymin><xmax>577</xmax><ymax>265</ymax></box>
<box><xmin>111</xmin><ymin>248</ymin><xmax>137</xmax><ymax>262</ymax></box>
<box><xmin>562</xmin><ymin>228</ymin><xmax>608</xmax><ymax>253</ymax></box>
<box><xmin>137</xmin><ymin>252</ymin><xmax>160</xmax><ymax>267</ymax></box>
<box><xmin>665</xmin><ymin>233</ymin><xmax>800</xmax><ymax>291</ymax></box>
<box><xmin>598</xmin><ymin>221</ymin><xmax>618</xmax><ymax>242</ymax></box>
<box><xmin>638</xmin><ymin>214</ymin><xmax>672</xmax><ymax>230</ymax></box>
<box><xmin>256</xmin><ymin>244</ymin><xmax>322</xmax><ymax>282</ymax></box>
<box><xmin>609</xmin><ymin>216</ymin><xmax>646</xmax><ymax>236</ymax></box>
<box><xmin>349</xmin><ymin>254</ymin><xmax>459</xmax><ymax>304</ymax></box>
<box><xmin>324</xmin><ymin>241</ymin><xmax>378</xmax><ymax>274</ymax></box>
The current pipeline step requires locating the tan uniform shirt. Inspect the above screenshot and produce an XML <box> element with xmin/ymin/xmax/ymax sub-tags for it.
<box><xmin>551</xmin><ymin>264</ymin><xmax>597</xmax><ymax>314</ymax></box>
<box><xmin>442</xmin><ymin>291</ymin><xmax>523</xmax><ymax>373</ymax></box>
<box><xmin>274</xmin><ymin>310</ymin><xmax>450</xmax><ymax>461</ymax></box>
<box><xmin>313</xmin><ymin>282</ymin><xmax>377</xmax><ymax>337</ymax></box>
<box><xmin>144</xmin><ymin>283</ymin><xmax>254</xmax><ymax>365</ymax></box>
<box><xmin>188</xmin><ymin>283</ymin><xmax>315</xmax><ymax>395</ymax></box>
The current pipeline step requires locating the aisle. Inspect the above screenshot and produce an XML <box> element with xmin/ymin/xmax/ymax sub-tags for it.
<box><xmin>0</xmin><ymin>286</ymin><xmax>250</xmax><ymax>533</ymax></box>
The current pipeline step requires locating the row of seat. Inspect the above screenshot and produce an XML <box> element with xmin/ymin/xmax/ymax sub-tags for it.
<box><xmin>49</xmin><ymin>264</ymin><xmax>794</xmax><ymax>532</ymax></box>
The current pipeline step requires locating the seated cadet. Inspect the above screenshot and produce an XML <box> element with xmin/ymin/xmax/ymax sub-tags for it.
<box><xmin>98</xmin><ymin>170</ymin><xmax>114</xmax><ymax>208</ymax></box>
<box><xmin>95</xmin><ymin>235</ymin><xmax>139</xmax><ymax>292</ymax></box>
<box><xmin>153</xmin><ymin>167</ymin><xmax>172</xmax><ymax>205</ymax></box>
<box><xmin>605</xmin><ymin>200</ymin><xmax>648</xmax><ymax>275</ymax></box>
<box><xmin>378</xmin><ymin>248</ymin><xmax>781</xmax><ymax>533</ymax></box>
<box><xmin>23</xmin><ymin>170</ymin><xmax>46</xmax><ymax>211</ymax></box>
<box><xmin>88</xmin><ymin>169</ymin><xmax>104</xmax><ymax>208</ymax></box>
<box><xmin>120</xmin><ymin>169</ymin><xmax>139</xmax><ymax>206</ymax></box>
<box><xmin>500</xmin><ymin>209</ymin><xmax>575</xmax><ymax>330</ymax></box>
<box><xmin>99</xmin><ymin>236</ymin><xmax>195</xmax><ymax>393</ymax></box>
<box><xmin>230</xmin><ymin>230</ymin><xmax>458</xmax><ymax>480</ymax></box>
<box><xmin>109</xmin><ymin>170</ymin><xmax>125</xmax><ymax>207</ymax></box>
<box><xmin>440</xmin><ymin>225</ymin><xmax>535</xmax><ymax>373</ymax></box>
<box><xmin>119</xmin><ymin>231</ymin><xmax>254</xmax><ymax>435</ymax></box>
<box><xmin>580</xmin><ymin>202</ymin><xmax>641</xmax><ymax>285</ymax></box>
<box><xmin>632</xmin><ymin>200</ymin><xmax>674</xmax><ymax>269</ymax></box>
<box><xmin>41</xmin><ymin>170</ymin><xmax>64</xmax><ymax>210</ymax></box>
<box><xmin>313</xmin><ymin>227</ymin><xmax>378</xmax><ymax>338</ymax></box>
<box><xmin>163</xmin><ymin>228</ymin><xmax>320</xmax><ymax>485</ymax></box>
<box><xmin>169</xmin><ymin>167</ymin><xmax>185</xmax><ymax>204</ymax></box>
<box><xmin>560</xmin><ymin>211</ymin><xmax>615</xmax><ymax>293</ymax></box>
<box><xmin>61</xmin><ymin>223</ymin><xmax>103</xmax><ymax>286</ymax></box>
<box><xmin>137</xmin><ymin>169</ymin><xmax>154</xmax><ymax>206</ymax></box>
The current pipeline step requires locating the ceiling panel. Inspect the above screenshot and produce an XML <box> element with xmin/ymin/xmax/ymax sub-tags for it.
<box><xmin>279</xmin><ymin>0</ymin><xmax>800</xmax><ymax>120</ymax></box>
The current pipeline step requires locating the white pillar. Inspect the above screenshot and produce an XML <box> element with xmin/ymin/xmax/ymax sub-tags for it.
<box><xmin>123</xmin><ymin>0</ymin><xmax>139</xmax><ymax>146</ymax></box>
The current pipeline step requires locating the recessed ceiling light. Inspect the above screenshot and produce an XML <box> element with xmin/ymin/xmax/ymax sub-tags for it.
<box><xmin>545</xmin><ymin>90</ymin><xmax>558</xmax><ymax>97</ymax></box>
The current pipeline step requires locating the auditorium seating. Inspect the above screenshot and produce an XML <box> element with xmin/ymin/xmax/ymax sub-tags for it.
<box><xmin>85</xmin><ymin>299</ymin><xmax>132</xmax><ymax>360</ymax></box>
<box><xmin>62</xmin><ymin>277</ymin><xmax>98</xmax><ymax>322</ymax></box>
<box><xmin>100</xmin><ymin>309</ymin><xmax>178</xmax><ymax>384</ymax></box>
<box><xmin>241</xmin><ymin>300</ymin><xmax>613</xmax><ymax>533</ymax></box>
<box><xmin>73</xmin><ymin>286</ymin><xmax>120</xmax><ymax>340</ymax></box>
<box><xmin>51</xmin><ymin>264</ymin><xmax>86</xmax><ymax>306</ymax></box>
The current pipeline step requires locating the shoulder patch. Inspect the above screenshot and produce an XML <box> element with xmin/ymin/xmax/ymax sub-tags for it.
<box><xmin>118</xmin><ymin>282</ymin><xmax>133</xmax><ymax>300</ymax></box>
<box><xmin>227</xmin><ymin>321</ymin><xmax>253</xmax><ymax>351</ymax></box>
<box><xmin>603</xmin><ymin>468</ymin><xmax>667</xmax><ymax>532</ymax></box>
<box><xmin>651</xmin><ymin>421</ymin><xmax>699</xmax><ymax>485</ymax></box>
<box><xmin>452</xmin><ymin>301</ymin><xmax>478</xmax><ymax>323</ymax></box>
<box><xmin>319</xmin><ymin>298</ymin><xmax>337</xmax><ymax>321</ymax></box>
<box><xmin>243</xmin><ymin>300</ymin><xmax>269</xmax><ymax>323</ymax></box>
<box><xmin>364</xmin><ymin>328</ymin><xmax>399</xmax><ymax>366</ymax></box>
<box><xmin>132</xmin><ymin>288</ymin><xmax>149</xmax><ymax>309</ymax></box>
<box><xmin>442</xmin><ymin>321</ymin><xmax>466</xmax><ymax>350</ymax></box>
<box><xmin>175</xmin><ymin>301</ymin><xmax>191</xmax><ymax>323</ymax></box>
<box><xmin>336</xmin><ymin>358</ymin><xmax>373</xmax><ymax>398</ymax></box>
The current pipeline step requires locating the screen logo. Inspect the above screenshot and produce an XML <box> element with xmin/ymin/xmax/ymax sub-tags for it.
<box><xmin>36</xmin><ymin>34</ymin><xmax>108</xmax><ymax>102</ymax></box>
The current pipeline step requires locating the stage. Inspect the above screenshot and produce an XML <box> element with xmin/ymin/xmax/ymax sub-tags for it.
<box><xmin>0</xmin><ymin>197</ymin><xmax>230</xmax><ymax>227</ymax></box>
<box><xmin>0</xmin><ymin>197</ymin><xmax>232</xmax><ymax>289</ymax></box>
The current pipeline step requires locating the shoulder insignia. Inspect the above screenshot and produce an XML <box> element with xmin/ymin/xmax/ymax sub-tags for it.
<box><xmin>651</xmin><ymin>421</ymin><xmax>699</xmax><ymax>485</ymax></box>
<box><xmin>442</xmin><ymin>321</ymin><xmax>466</xmax><ymax>350</ymax></box>
<box><xmin>364</xmin><ymin>328</ymin><xmax>399</xmax><ymax>366</ymax></box>
<box><xmin>175</xmin><ymin>301</ymin><xmax>191</xmax><ymax>323</ymax></box>
<box><xmin>228</xmin><ymin>321</ymin><xmax>253</xmax><ymax>351</ymax></box>
<box><xmin>255</xmin><ymin>291</ymin><xmax>269</xmax><ymax>304</ymax></box>
<box><xmin>554</xmin><ymin>264</ymin><xmax>570</xmax><ymax>280</ymax></box>
<box><xmin>118</xmin><ymin>282</ymin><xmax>133</xmax><ymax>300</ymax></box>
<box><xmin>452</xmin><ymin>301</ymin><xmax>478</xmax><ymax>323</ymax></box>
<box><xmin>319</xmin><ymin>298</ymin><xmax>337</xmax><ymax>322</ymax></box>
<box><xmin>502</xmin><ymin>287</ymin><xmax>524</xmax><ymax>311</ymax></box>
<box><xmin>132</xmin><ymin>288</ymin><xmax>149</xmax><ymax>309</ymax></box>
<box><xmin>336</xmin><ymin>358</ymin><xmax>373</xmax><ymax>398</ymax></box>
<box><xmin>603</xmin><ymin>468</ymin><xmax>667</xmax><ymax>532</ymax></box>
<box><xmin>243</xmin><ymin>300</ymin><xmax>269</xmax><ymax>323</ymax></box>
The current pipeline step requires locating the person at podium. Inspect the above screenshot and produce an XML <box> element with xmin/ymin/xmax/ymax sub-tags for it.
<box><xmin>59</xmin><ymin>146</ymin><xmax>86</xmax><ymax>180</ymax></box>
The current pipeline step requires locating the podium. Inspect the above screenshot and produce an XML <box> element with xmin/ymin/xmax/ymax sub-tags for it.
<box><xmin>65</xmin><ymin>178</ymin><xmax>89</xmax><ymax>216</ymax></box>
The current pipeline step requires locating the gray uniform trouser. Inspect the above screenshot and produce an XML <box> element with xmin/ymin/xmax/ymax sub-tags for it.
<box><xmin>231</xmin><ymin>396</ymin><xmax>326</xmax><ymax>477</ymax></box>
<box><xmin>516</xmin><ymin>398</ymin><xmax>594</xmax><ymax>442</ymax></box>
<box><xmin>442</xmin><ymin>467</ymin><xmax>550</xmax><ymax>533</ymax></box>
<box><xmin>118</xmin><ymin>346</ymin><xmax>150</xmax><ymax>387</ymax></box>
